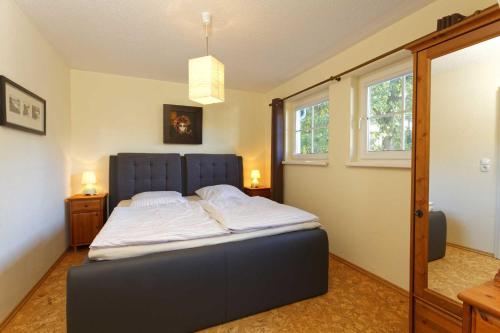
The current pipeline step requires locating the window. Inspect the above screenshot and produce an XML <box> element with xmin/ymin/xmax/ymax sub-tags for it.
<box><xmin>293</xmin><ymin>99</ymin><xmax>329</xmax><ymax>158</ymax></box>
<box><xmin>358</xmin><ymin>62</ymin><xmax>413</xmax><ymax>161</ymax></box>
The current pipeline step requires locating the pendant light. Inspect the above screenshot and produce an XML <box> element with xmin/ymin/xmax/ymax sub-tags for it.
<box><xmin>189</xmin><ymin>12</ymin><xmax>225</xmax><ymax>105</ymax></box>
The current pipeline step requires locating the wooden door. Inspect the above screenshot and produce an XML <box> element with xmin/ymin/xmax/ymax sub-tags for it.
<box><xmin>72</xmin><ymin>212</ymin><xmax>101</xmax><ymax>245</ymax></box>
<box><xmin>407</xmin><ymin>6</ymin><xmax>500</xmax><ymax>332</ymax></box>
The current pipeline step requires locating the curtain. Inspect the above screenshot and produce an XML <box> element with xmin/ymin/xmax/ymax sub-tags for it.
<box><xmin>271</xmin><ymin>98</ymin><xmax>284</xmax><ymax>203</ymax></box>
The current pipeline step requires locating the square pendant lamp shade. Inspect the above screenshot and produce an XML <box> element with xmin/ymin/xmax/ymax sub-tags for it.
<box><xmin>189</xmin><ymin>55</ymin><xmax>225</xmax><ymax>105</ymax></box>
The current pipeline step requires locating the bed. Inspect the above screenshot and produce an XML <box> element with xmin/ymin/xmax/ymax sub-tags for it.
<box><xmin>66</xmin><ymin>153</ymin><xmax>329</xmax><ymax>333</ymax></box>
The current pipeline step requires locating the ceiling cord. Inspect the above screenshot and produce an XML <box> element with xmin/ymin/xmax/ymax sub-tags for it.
<box><xmin>205</xmin><ymin>23</ymin><xmax>209</xmax><ymax>56</ymax></box>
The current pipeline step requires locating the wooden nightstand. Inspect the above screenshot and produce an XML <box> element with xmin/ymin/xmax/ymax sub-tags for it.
<box><xmin>459</xmin><ymin>280</ymin><xmax>500</xmax><ymax>333</ymax></box>
<box><xmin>67</xmin><ymin>193</ymin><xmax>107</xmax><ymax>251</ymax></box>
<box><xmin>243</xmin><ymin>187</ymin><xmax>271</xmax><ymax>199</ymax></box>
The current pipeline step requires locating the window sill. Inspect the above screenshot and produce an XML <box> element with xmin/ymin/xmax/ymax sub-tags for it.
<box><xmin>344</xmin><ymin>160</ymin><xmax>411</xmax><ymax>169</ymax></box>
<box><xmin>282</xmin><ymin>160</ymin><xmax>329</xmax><ymax>167</ymax></box>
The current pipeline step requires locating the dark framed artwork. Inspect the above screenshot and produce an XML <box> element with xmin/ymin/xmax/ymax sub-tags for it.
<box><xmin>163</xmin><ymin>104</ymin><xmax>202</xmax><ymax>144</ymax></box>
<box><xmin>0</xmin><ymin>76</ymin><xmax>46</xmax><ymax>135</ymax></box>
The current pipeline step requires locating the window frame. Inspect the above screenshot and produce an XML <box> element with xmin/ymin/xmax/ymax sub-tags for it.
<box><xmin>286</xmin><ymin>90</ymin><xmax>330</xmax><ymax>161</ymax></box>
<box><xmin>358</xmin><ymin>60</ymin><xmax>413</xmax><ymax>161</ymax></box>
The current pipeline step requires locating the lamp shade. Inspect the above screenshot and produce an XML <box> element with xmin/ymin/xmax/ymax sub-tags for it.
<box><xmin>81</xmin><ymin>171</ymin><xmax>96</xmax><ymax>185</ymax></box>
<box><xmin>189</xmin><ymin>55</ymin><xmax>224</xmax><ymax>105</ymax></box>
<box><xmin>250</xmin><ymin>170</ymin><xmax>261</xmax><ymax>179</ymax></box>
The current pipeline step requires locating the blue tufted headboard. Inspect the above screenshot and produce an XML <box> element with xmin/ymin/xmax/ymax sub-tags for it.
<box><xmin>184</xmin><ymin>154</ymin><xmax>243</xmax><ymax>196</ymax></box>
<box><xmin>109</xmin><ymin>153</ymin><xmax>183</xmax><ymax>212</ymax></box>
<box><xmin>109</xmin><ymin>153</ymin><xmax>243</xmax><ymax>212</ymax></box>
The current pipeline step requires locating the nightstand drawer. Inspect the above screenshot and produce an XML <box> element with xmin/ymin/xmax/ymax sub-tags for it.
<box><xmin>71</xmin><ymin>199</ymin><xmax>101</xmax><ymax>212</ymax></box>
<box><xmin>243</xmin><ymin>187</ymin><xmax>271</xmax><ymax>199</ymax></box>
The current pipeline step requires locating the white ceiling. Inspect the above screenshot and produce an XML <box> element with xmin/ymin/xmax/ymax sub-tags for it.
<box><xmin>15</xmin><ymin>0</ymin><xmax>433</xmax><ymax>92</ymax></box>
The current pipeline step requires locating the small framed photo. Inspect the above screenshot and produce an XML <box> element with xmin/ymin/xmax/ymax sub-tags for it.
<box><xmin>163</xmin><ymin>104</ymin><xmax>202</xmax><ymax>144</ymax></box>
<box><xmin>0</xmin><ymin>76</ymin><xmax>46</xmax><ymax>135</ymax></box>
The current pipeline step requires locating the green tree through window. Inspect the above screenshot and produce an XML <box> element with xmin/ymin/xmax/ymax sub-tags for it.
<box><xmin>295</xmin><ymin>100</ymin><xmax>329</xmax><ymax>155</ymax></box>
<box><xmin>367</xmin><ymin>73</ymin><xmax>412</xmax><ymax>152</ymax></box>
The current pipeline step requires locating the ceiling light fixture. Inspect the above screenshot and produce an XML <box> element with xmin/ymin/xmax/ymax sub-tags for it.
<box><xmin>188</xmin><ymin>12</ymin><xmax>225</xmax><ymax>105</ymax></box>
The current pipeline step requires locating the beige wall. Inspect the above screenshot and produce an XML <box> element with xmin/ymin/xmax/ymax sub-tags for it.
<box><xmin>70</xmin><ymin>70</ymin><xmax>268</xmax><ymax>194</ymax></box>
<box><xmin>0</xmin><ymin>0</ymin><xmax>71</xmax><ymax>323</ymax></box>
<box><xmin>430</xmin><ymin>56</ymin><xmax>500</xmax><ymax>253</ymax></box>
<box><xmin>264</xmin><ymin>0</ymin><xmax>496</xmax><ymax>290</ymax></box>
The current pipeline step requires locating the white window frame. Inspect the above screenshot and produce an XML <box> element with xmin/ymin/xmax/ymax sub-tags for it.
<box><xmin>286</xmin><ymin>90</ymin><xmax>330</xmax><ymax>162</ymax></box>
<box><xmin>357</xmin><ymin>60</ymin><xmax>413</xmax><ymax>161</ymax></box>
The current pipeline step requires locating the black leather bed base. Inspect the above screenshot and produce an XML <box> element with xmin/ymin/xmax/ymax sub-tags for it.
<box><xmin>67</xmin><ymin>228</ymin><xmax>329</xmax><ymax>333</ymax></box>
<box><xmin>67</xmin><ymin>153</ymin><xmax>328</xmax><ymax>332</ymax></box>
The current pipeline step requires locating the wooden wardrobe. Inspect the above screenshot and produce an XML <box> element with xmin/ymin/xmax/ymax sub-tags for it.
<box><xmin>407</xmin><ymin>6</ymin><xmax>500</xmax><ymax>333</ymax></box>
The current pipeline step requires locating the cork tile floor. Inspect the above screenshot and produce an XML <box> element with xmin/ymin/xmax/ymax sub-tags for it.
<box><xmin>428</xmin><ymin>245</ymin><xmax>500</xmax><ymax>302</ymax></box>
<box><xmin>2</xmin><ymin>251</ymin><xmax>409</xmax><ymax>333</ymax></box>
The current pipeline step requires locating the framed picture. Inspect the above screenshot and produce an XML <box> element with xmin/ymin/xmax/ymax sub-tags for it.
<box><xmin>163</xmin><ymin>104</ymin><xmax>202</xmax><ymax>144</ymax></box>
<box><xmin>0</xmin><ymin>76</ymin><xmax>46</xmax><ymax>135</ymax></box>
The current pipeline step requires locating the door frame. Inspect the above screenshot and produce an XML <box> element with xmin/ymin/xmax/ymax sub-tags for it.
<box><xmin>406</xmin><ymin>5</ymin><xmax>500</xmax><ymax>331</ymax></box>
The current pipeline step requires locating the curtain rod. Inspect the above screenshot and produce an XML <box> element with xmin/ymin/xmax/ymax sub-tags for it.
<box><xmin>268</xmin><ymin>44</ymin><xmax>407</xmax><ymax>106</ymax></box>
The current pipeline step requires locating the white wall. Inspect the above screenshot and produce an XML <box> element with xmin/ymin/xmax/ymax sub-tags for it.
<box><xmin>0</xmin><ymin>0</ymin><xmax>71</xmax><ymax>323</ymax></box>
<box><xmin>70</xmin><ymin>70</ymin><xmax>268</xmax><ymax>194</ymax></box>
<box><xmin>430</xmin><ymin>55</ymin><xmax>500</xmax><ymax>254</ymax></box>
<box><xmin>264</xmin><ymin>0</ymin><xmax>496</xmax><ymax>290</ymax></box>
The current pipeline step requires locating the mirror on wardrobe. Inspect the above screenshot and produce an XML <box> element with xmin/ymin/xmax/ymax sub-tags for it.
<box><xmin>427</xmin><ymin>35</ymin><xmax>500</xmax><ymax>302</ymax></box>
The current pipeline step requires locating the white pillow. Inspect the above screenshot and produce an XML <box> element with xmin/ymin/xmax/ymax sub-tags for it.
<box><xmin>130</xmin><ymin>191</ymin><xmax>185</xmax><ymax>208</ymax></box>
<box><xmin>195</xmin><ymin>185</ymin><xmax>248</xmax><ymax>202</ymax></box>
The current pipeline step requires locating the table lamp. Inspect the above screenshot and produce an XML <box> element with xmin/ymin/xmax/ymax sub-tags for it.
<box><xmin>81</xmin><ymin>171</ymin><xmax>97</xmax><ymax>195</ymax></box>
<box><xmin>250</xmin><ymin>169</ymin><xmax>261</xmax><ymax>188</ymax></box>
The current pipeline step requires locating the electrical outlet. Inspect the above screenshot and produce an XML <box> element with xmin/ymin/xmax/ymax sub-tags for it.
<box><xmin>480</xmin><ymin>158</ymin><xmax>491</xmax><ymax>173</ymax></box>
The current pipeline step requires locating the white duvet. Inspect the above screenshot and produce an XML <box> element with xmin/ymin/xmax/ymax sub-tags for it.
<box><xmin>90</xmin><ymin>202</ymin><xmax>229</xmax><ymax>249</ymax></box>
<box><xmin>89</xmin><ymin>194</ymin><xmax>321</xmax><ymax>260</ymax></box>
<box><xmin>89</xmin><ymin>221</ymin><xmax>321</xmax><ymax>261</ymax></box>
<box><xmin>200</xmin><ymin>196</ymin><xmax>319</xmax><ymax>232</ymax></box>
